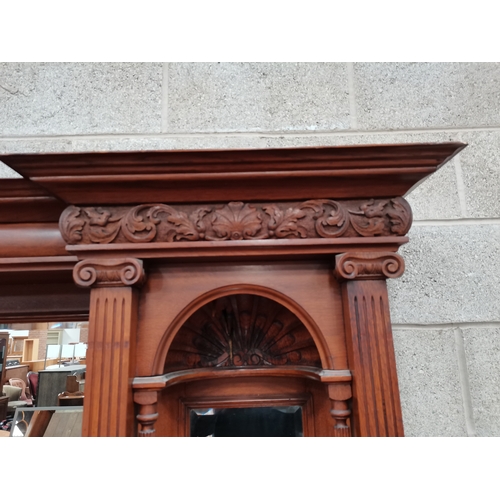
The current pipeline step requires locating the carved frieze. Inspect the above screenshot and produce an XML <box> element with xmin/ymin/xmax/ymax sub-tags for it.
<box><xmin>59</xmin><ymin>197</ymin><xmax>412</xmax><ymax>245</ymax></box>
<box><xmin>333</xmin><ymin>252</ymin><xmax>405</xmax><ymax>281</ymax></box>
<box><xmin>73</xmin><ymin>258</ymin><xmax>145</xmax><ymax>288</ymax></box>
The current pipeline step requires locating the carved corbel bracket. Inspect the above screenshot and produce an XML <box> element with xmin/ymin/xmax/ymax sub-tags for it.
<box><xmin>73</xmin><ymin>258</ymin><xmax>146</xmax><ymax>288</ymax></box>
<box><xmin>134</xmin><ymin>389</ymin><xmax>159</xmax><ymax>437</ymax></box>
<box><xmin>333</xmin><ymin>252</ymin><xmax>405</xmax><ymax>281</ymax></box>
<box><xmin>326</xmin><ymin>382</ymin><xmax>352</xmax><ymax>437</ymax></box>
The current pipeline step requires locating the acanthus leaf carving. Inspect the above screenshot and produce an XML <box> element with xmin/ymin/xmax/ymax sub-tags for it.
<box><xmin>84</xmin><ymin>207</ymin><xmax>122</xmax><ymax>244</ymax></box>
<box><xmin>121</xmin><ymin>204</ymin><xmax>211</xmax><ymax>243</ymax></box>
<box><xmin>59</xmin><ymin>206</ymin><xmax>85</xmax><ymax>244</ymax></box>
<box><xmin>121</xmin><ymin>205</ymin><xmax>160</xmax><ymax>243</ymax></box>
<box><xmin>264</xmin><ymin>204</ymin><xmax>307</xmax><ymax>238</ymax></box>
<box><xmin>59</xmin><ymin>197</ymin><xmax>412</xmax><ymax>245</ymax></box>
<box><xmin>349</xmin><ymin>197</ymin><xmax>412</xmax><ymax>237</ymax></box>
<box><xmin>301</xmin><ymin>199</ymin><xmax>350</xmax><ymax>238</ymax></box>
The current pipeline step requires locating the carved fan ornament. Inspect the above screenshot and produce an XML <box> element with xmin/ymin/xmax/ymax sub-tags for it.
<box><xmin>59</xmin><ymin>197</ymin><xmax>412</xmax><ymax>245</ymax></box>
<box><xmin>164</xmin><ymin>294</ymin><xmax>321</xmax><ymax>372</ymax></box>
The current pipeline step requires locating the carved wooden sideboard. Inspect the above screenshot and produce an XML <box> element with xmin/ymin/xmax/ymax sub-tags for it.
<box><xmin>0</xmin><ymin>143</ymin><xmax>466</xmax><ymax>436</ymax></box>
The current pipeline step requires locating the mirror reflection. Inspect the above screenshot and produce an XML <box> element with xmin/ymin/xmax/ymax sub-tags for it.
<box><xmin>190</xmin><ymin>406</ymin><xmax>303</xmax><ymax>437</ymax></box>
<box><xmin>0</xmin><ymin>322</ymin><xmax>88</xmax><ymax>437</ymax></box>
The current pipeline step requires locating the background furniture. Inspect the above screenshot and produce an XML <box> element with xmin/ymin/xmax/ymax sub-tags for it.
<box><xmin>5</xmin><ymin>364</ymin><xmax>29</xmax><ymax>384</ymax></box>
<box><xmin>0</xmin><ymin>333</ymin><xmax>8</xmax><ymax>389</ymax></box>
<box><xmin>0</xmin><ymin>394</ymin><xmax>8</xmax><ymax>422</ymax></box>
<box><xmin>9</xmin><ymin>377</ymin><xmax>32</xmax><ymax>405</ymax></box>
<box><xmin>9</xmin><ymin>406</ymin><xmax>83</xmax><ymax>437</ymax></box>
<box><xmin>37</xmin><ymin>366</ymin><xmax>86</xmax><ymax>407</ymax></box>
<box><xmin>27</xmin><ymin>371</ymin><xmax>39</xmax><ymax>406</ymax></box>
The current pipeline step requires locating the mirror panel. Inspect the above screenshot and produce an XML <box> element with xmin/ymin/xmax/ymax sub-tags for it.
<box><xmin>190</xmin><ymin>406</ymin><xmax>303</xmax><ymax>437</ymax></box>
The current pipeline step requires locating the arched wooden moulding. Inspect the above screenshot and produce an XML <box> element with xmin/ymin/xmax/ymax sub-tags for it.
<box><xmin>153</xmin><ymin>284</ymin><xmax>333</xmax><ymax>374</ymax></box>
<box><xmin>164</xmin><ymin>293</ymin><xmax>322</xmax><ymax>373</ymax></box>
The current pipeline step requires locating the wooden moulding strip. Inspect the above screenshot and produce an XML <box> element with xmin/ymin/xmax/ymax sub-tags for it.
<box><xmin>31</xmin><ymin>166</ymin><xmax>438</xmax><ymax>183</ymax></box>
<box><xmin>66</xmin><ymin>237</ymin><xmax>409</xmax><ymax>260</ymax></box>
<box><xmin>0</xmin><ymin>255</ymin><xmax>78</xmax><ymax>272</ymax></box>
<box><xmin>133</xmin><ymin>367</ymin><xmax>353</xmax><ymax>391</ymax></box>
<box><xmin>0</xmin><ymin>223</ymin><xmax>68</xmax><ymax>258</ymax></box>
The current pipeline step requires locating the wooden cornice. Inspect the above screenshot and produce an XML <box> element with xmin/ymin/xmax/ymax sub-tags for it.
<box><xmin>0</xmin><ymin>143</ymin><xmax>466</xmax><ymax>205</ymax></box>
<box><xmin>0</xmin><ymin>178</ymin><xmax>67</xmax><ymax>223</ymax></box>
<box><xmin>0</xmin><ymin>143</ymin><xmax>465</xmax><ymax>263</ymax></box>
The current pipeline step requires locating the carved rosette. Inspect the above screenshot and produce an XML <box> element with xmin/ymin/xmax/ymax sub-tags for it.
<box><xmin>59</xmin><ymin>197</ymin><xmax>412</xmax><ymax>245</ymax></box>
<box><xmin>73</xmin><ymin>258</ymin><xmax>146</xmax><ymax>288</ymax></box>
<box><xmin>334</xmin><ymin>252</ymin><xmax>405</xmax><ymax>281</ymax></box>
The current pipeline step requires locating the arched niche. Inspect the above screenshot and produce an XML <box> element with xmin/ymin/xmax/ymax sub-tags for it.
<box><xmin>154</xmin><ymin>284</ymin><xmax>332</xmax><ymax>374</ymax></box>
<box><xmin>164</xmin><ymin>293</ymin><xmax>322</xmax><ymax>372</ymax></box>
<box><xmin>144</xmin><ymin>289</ymin><xmax>350</xmax><ymax>437</ymax></box>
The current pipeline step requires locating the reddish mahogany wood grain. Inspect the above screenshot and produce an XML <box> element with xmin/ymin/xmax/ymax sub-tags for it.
<box><xmin>0</xmin><ymin>223</ymin><xmax>68</xmax><ymax>258</ymax></box>
<box><xmin>0</xmin><ymin>143</ymin><xmax>466</xmax><ymax>205</ymax></box>
<box><xmin>135</xmin><ymin>261</ymin><xmax>347</xmax><ymax>377</ymax></box>
<box><xmin>67</xmin><ymin>237</ymin><xmax>408</xmax><ymax>261</ymax></box>
<box><xmin>340</xmin><ymin>279</ymin><xmax>404</xmax><ymax>437</ymax></box>
<box><xmin>83</xmin><ymin>286</ymin><xmax>138</xmax><ymax>437</ymax></box>
<box><xmin>0</xmin><ymin>143</ymin><xmax>467</xmax><ymax>437</ymax></box>
<box><xmin>0</xmin><ymin>179</ymin><xmax>67</xmax><ymax>223</ymax></box>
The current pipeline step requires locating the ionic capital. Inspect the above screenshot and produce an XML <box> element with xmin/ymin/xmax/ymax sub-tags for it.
<box><xmin>73</xmin><ymin>258</ymin><xmax>146</xmax><ymax>288</ymax></box>
<box><xmin>333</xmin><ymin>252</ymin><xmax>405</xmax><ymax>281</ymax></box>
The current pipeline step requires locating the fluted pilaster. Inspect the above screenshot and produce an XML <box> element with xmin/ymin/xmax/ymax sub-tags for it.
<box><xmin>75</xmin><ymin>258</ymin><xmax>144</xmax><ymax>437</ymax></box>
<box><xmin>334</xmin><ymin>252</ymin><xmax>404</xmax><ymax>437</ymax></box>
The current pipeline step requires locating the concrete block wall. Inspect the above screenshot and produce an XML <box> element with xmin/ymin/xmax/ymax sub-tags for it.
<box><xmin>1</xmin><ymin>62</ymin><xmax>499</xmax><ymax>436</ymax></box>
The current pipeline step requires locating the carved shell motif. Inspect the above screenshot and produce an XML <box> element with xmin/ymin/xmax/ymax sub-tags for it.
<box><xmin>164</xmin><ymin>294</ymin><xmax>322</xmax><ymax>372</ymax></box>
<box><xmin>209</xmin><ymin>202</ymin><xmax>266</xmax><ymax>240</ymax></box>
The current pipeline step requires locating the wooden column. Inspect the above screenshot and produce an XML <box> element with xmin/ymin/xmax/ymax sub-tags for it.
<box><xmin>334</xmin><ymin>252</ymin><xmax>405</xmax><ymax>437</ymax></box>
<box><xmin>73</xmin><ymin>258</ymin><xmax>145</xmax><ymax>437</ymax></box>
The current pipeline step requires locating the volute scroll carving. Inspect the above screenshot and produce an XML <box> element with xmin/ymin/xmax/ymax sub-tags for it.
<box><xmin>73</xmin><ymin>258</ymin><xmax>146</xmax><ymax>288</ymax></box>
<box><xmin>333</xmin><ymin>252</ymin><xmax>405</xmax><ymax>281</ymax></box>
<box><xmin>59</xmin><ymin>197</ymin><xmax>412</xmax><ymax>245</ymax></box>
